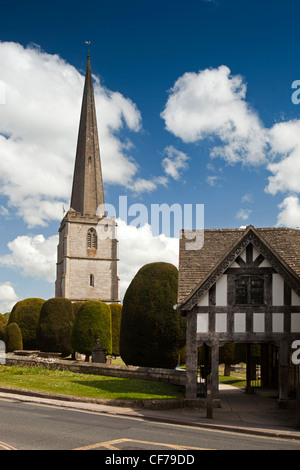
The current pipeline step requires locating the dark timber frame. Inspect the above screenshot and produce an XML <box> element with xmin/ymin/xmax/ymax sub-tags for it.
<box><xmin>178</xmin><ymin>226</ymin><xmax>300</xmax><ymax>406</ymax></box>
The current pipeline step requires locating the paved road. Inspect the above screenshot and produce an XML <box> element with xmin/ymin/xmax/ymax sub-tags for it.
<box><xmin>0</xmin><ymin>396</ymin><xmax>299</xmax><ymax>451</ymax></box>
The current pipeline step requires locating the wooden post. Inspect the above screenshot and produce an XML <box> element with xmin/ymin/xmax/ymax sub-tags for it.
<box><xmin>296</xmin><ymin>383</ymin><xmax>300</xmax><ymax>428</ymax></box>
<box><xmin>279</xmin><ymin>340</ymin><xmax>289</xmax><ymax>406</ymax></box>
<box><xmin>211</xmin><ymin>340</ymin><xmax>219</xmax><ymax>399</ymax></box>
<box><xmin>185</xmin><ymin>309</ymin><xmax>198</xmax><ymax>401</ymax></box>
<box><xmin>206</xmin><ymin>373</ymin><xmax>213</xmax><ymax>419</ymax></box>
<box><xmin>246</xmin><ymin>344</ymin><xmax>252</xmax><ymax>393</ymax></box>
<box><xmin>260</xmin><ymin>344</ymin><xmax>268</xmax><ymax>389</ymax></box>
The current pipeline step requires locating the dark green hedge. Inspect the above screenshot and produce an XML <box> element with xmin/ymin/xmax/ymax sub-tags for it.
<box><xmin>36</xmin><ymin>297</ymin><xmax>74</xmax><ymax>356</ymax></box>
<box><xmin>5</xmin><ymin>323</ymin><xmax>23</xmax><ymax>352</ymax></box>
<box><xmin>8</xmin><ymin>298</ymin><xmax>45</xmax><ymax>349</ymax></box>
<box><xmin>110</xmin><ymin>303</ymin><xmax>122</xmax><ymax>356</ymax></box>
<box><xmin>119</xmin><ymin>262</ymin><xmax>185</xmax><ymax>369</ymax></box>
<box><xmin>0</xmin><ymin>314</ymin><xmax>7</xmax><ymax>326</ymax></box>
<box><xmin>71</xmin><ymin>301</ymin><xmax>112</xmax><ymax>356</ymax></box>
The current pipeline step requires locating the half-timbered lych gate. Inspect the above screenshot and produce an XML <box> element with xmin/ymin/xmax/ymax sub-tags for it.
<box><xmin>177</xmin><ymin>225</ymin><xmax>300</xmax><ymax>406</ymax></box>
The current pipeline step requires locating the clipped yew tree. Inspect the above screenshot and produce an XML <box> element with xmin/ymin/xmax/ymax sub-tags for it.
<box><xmin>110</xmin><ymin>303</ymin><xmax>122</xmax><ymax>356</ymax></box>
<box><xmin>8</xmin><ymin>298</ymin><xmax>45</xmax><ymax>350</ymax></box>
<box><xmin>37</xmin><ymin>297</ymin><xmax>75</xmax><ymax>356</ymax></box>
<box><xmin>5</xmin><ymin>322</ymin><xmax>23</xmax><ymax>352</ymax></box>
<box><xmin>0</xmin><ymin>314</ymin><xmax>7</xmax><ymax>327</ymax></box>
<box><xmin>120</xmin><ymin>262</ymin><xmax>185</xmax><ymax>369</ymax></box>
<box><xmin>72</xmin><ymin>301</ymin><xmax>84</xmax><ymax>317</ymax></box>
<box><xmin>71</xmin><ymin>301</ymin><xmax>112</xmax><ymax>359</ymax></box>
<box><xmin>0</xmin><ymin>325</ymin><xmax>5</xmax><ymax>342</ymax></box>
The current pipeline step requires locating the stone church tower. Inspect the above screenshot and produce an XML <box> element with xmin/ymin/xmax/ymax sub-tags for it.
<box><xmin>55</xmin><ymin>56</ymin><xmax>120</xmax><ymax>303</ymax></box>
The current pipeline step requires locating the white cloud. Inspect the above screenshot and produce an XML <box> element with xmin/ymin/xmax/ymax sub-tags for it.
<box><xmin>241</xmin><ymin>193</ymin><xmax>254</xmax><ymax>203</ymax></box>
<box><xmin>265</xmin><ymin>120</ymin><xmax>300</xmax><ymax>196</ymax></box>
<box><xmin>160</xmin><ymin>65</ymin><xmax>300</xmax><ymax>228</ymax></box>
<box><xmin>0</xmin><ymin>234</ymin><xmax>58</xmax><ymax>282</ymax></box>
<box><xmin>236</xmin><ymin>208</ymin><xmax>252</xmax><ymax>221</ymax></box>
<box><xmin>206</xmin><ymin>175</ymin><xmax>222</xmax><ymax>187</ymax></box>
<box><xmin>262</xmin><ymin>120</ymin><xmax>300</xmax><ymax>227</ymax></box>
<box><xmin>117</xmin><ymin>219</ymin><xmax>179</xmax><ymax>300</ymax></box>
<box><xmin>0</xmin><ymin>282</ymin><xmax>19</xmax><ymax>313</ymax></box>
<box><xmin>130</xmin><ymin>176</ymin><xmax>168</xmax><ymax>194</ymax></box>
<box><xmin>161</xmin><ymin>145</ymin><xmax>189</xmax><ymax>180</ymax></box>
<box><xmin>0</xmin><ymin>220</ymin><xmax>179</xmax><ymax>302</ymax></box>
<box><xmin>0</xmin><ymin>41</ymin><xmax>143</xmax><ymax>227</ymax></box>
<box><xmin>0</xmin><ymin>205</ymin><xmax>9</xmax><ymax>216</ymax></box>
<box><xmin>161</xmin><ymin>65</ymin><xmax>267</xmax><ymax>166</ymax></box>
<box><xmin>276</xmin><ymin>195</ymin><xmax>300</xmax><ymax>228</ymax></box>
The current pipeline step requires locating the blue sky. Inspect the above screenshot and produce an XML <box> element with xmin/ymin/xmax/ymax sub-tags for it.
<box><xmin>0</xmin><ymin>0</ymin><xmax>300</xmax><ymax>310</ymax></box>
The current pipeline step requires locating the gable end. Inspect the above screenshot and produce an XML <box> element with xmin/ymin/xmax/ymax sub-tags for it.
<box><xmin>180</xmin><ymin>229</ymin><xmax>300</xmax><ymax>311</ymax></box>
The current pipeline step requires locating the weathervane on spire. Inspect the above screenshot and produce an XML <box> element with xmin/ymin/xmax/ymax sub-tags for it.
<box><xmin>85</xmin><ymin>41</ymin><xmax>91</xmax><ymax>57</ymax></box>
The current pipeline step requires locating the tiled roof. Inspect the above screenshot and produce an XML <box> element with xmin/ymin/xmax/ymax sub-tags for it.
<box><xmin>177</xmin><ymin>226</ymin><xmax>300</xmax><ymax>306</ymax></box>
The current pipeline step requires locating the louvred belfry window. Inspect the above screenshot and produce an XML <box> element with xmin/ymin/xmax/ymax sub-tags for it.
<box><xmin>87</xmin><ymin>228</ymin><xmax>97</xmax><ymax>250</ymax></box>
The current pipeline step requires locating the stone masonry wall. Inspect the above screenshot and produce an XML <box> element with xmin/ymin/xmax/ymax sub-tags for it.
<box><xmin>5</xmin><ymin>353</ymin><xmax>186</xmax><ymax>387</ymax></box>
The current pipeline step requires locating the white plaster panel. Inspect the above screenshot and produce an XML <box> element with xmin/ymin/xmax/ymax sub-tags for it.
<box><xmin>259</xmin><ymin>259</ymin><xmax>272</xmax><ymax>268</ymax></box>
<box><xmin>272</xmin><ymin>273</ymin><xmax>284</xmax><ymax>306</ymax></box>
<box><xmin>197</xmin><ymin>313</ymin><xmax>209</xmax><ymax>333</ymax></box>
<box><xmin>234</xmin><ymin>313</ymin><xmax>246</xmax><ymax>333</ymax></box>
<box><xmin>272</xmin><ymin>313</ymin><xmax>284</xmax><ymax>333</ymax></box>
<box><xmin>197</xmin><ymin>292</ymin><xmax>209</xmax><ymax>307</ymax></box>
<box><xmin>216</xmin><ymin>275</ymin><xmax>227</xmax><ymax>306</ymax></box>
<box><xmin>253</xmin><ymin>313</ymin><xmax>265</xmax><ymax>333</ymax></box>
<box><xmin>240</xmin><ymin>249</ymin><xmax>246</xmax><ymax>262</ymax></box>
<box><xmin>291</xmin><ymin>313</ymin><xmax>300</xmax><ymax>333</ymax></box>
<box><xmin>252</xmin><ymin>246</ymin><xmax>260</xmax><ymax>262</ymax></box>
<box><xmin>215</xmin><ymin>313</ymin><xmax>227</xmax><ymax>333</ymax></box>
<box><xmin>229</xmin><ymin>260</ymin><xmax>240</xmax><ymax>268</ymax></box>
<box><xmin>292</xmin><ymin>290</ymin><xmax>300</xmax><ymax>306</ymax></box>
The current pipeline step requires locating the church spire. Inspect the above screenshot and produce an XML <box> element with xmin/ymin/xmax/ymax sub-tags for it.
<box><xmin>70</xmin><ymin>55</ymin><xmax>105</xmax><ymax>217</ymax></box>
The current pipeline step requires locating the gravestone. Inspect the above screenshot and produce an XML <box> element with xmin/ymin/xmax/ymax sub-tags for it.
<box><xmin>91</xmin><ymin>338</ymin><xmax>106</xmax><ymax>363</ymax></box>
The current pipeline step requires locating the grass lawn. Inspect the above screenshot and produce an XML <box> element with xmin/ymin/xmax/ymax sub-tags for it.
<box><xmin>219</xmin><ymin>365</ymin><xmax>254</xmax><ymax>388</ymax></box>
<box><xmin>219</xmin><ymin>375</ymin><xmax>247</xmax><ymax>388</ymax></box>
<box><xmin>0</xmin><ymin>366</ymin><xmax>184</xmax><ymax>401</ymax></box>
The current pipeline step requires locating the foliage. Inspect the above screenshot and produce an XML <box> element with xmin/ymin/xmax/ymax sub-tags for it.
<box><xmin>8</xmin><ymin>298</ymin><xmax>45</xmax><ymax>349</ymax></box>
<box><xmin>120</xmin><ymin>262</ymin><xmax>185</xmax><ymax>369</ymax></box>
<box><xmin>71</xmin><ymin>301</ymin><xmax>112</xmax><ymax>357</ymax></box>
<box><xmin>36</xmin><ymin>297</ymin><xmax>75</xmax><ymax>356</ymax></box>
<box><xmin>5</xmin><ymin>323</ymin><xmax>23</xmax><ymax>352</ymax></box>
<box><xmin>110</xmin><ymin>303</ymin><xmax>122</xmax><ymax>356</ymax></box>
<box><xmin>234</xmin><ymin>343</ymin><xmax>261</xmax><ymax>364</ymax></box>
<box><xmin>178</xmin><ymin>345</ymin><xmax>186</xmax><ymax>366</ymax></box>
<box><xmin>72</xmin><ymin>302</ymin><xmax>84</xmax><ymax>317</ymax></box>
<box><xmin>0</xmin><ymin>314</ymin><xmax>7</xmax><ymax>326</ymax></box>
<box><xmin>0</xmin><ymin>324</ymin><xmax>6</xmax><ymax>342</ymax></box>
<box><xmin>219</xmin><ymin>343</ymin><xmax>236</xmax><ymax>376</ymax></box>
<box><xmin>219</xmin><ymin>343</ymin><xmax>261</xmax><ymax>376</ymax></box>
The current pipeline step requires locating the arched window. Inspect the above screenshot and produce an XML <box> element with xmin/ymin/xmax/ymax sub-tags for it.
<box><xmin>87</xmin><ymin>228</ymin><xmax>97</xmax><ymax>250</ymax></box>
